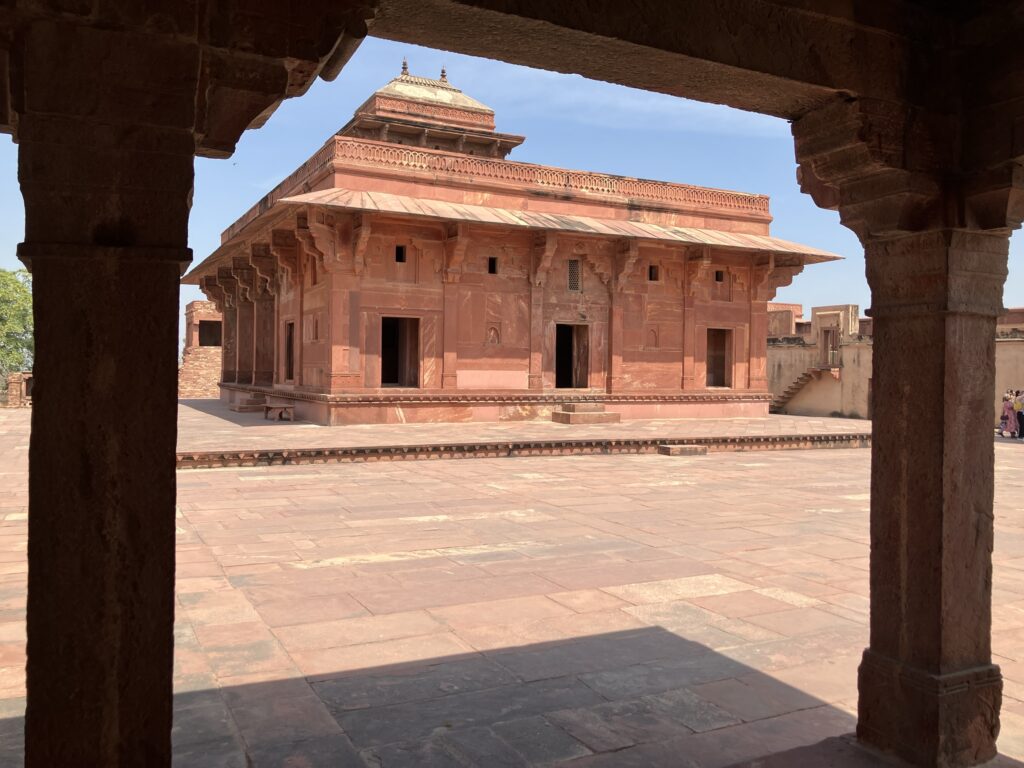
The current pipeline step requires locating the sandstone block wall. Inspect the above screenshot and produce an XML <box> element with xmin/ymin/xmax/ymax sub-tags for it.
<box><xmin>178</xmin><ymin>346</ymin><xmax>222</xmax><ymax>398</ymax></box>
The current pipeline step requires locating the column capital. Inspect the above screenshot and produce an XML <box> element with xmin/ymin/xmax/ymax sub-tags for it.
<box><xmin>793</xmin><ymin>97</ymin><xmax>1024</xmax><ymax>241</ymax></box>
<box><xmin>864</xmin><ymin>229</ymin><xmax>1009</xmax><ymax>320</ymax></box>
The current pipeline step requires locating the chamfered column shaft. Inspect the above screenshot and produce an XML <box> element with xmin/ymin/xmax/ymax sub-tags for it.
<box><xmin>858</xmin><ymin>228</ymin><xmax>1007</xmax><ymax>767</ymax></box>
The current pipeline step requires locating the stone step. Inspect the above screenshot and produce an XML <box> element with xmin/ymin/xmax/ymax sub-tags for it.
<box><xmin>551</xmin><ymin>410</ymin><xmax>621</xmax><ymax>424</ymax></box>
<box><xmin>229</xmin><ymin>403</ymin><xmax>266</xmax><ymax>413</ymax></box>
<box><xmin>657</xmin><ymin>444</ymin><xmax>709</xmax><ymax>457</ymax></box>
<box><xmin>559</xmin><ymin>403</ymin><xmax>606</xmax><ymax>413</ymax></box>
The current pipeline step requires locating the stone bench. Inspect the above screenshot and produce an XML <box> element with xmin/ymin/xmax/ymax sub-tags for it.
<box><xmin>263</xmin><ymin>404</ymin><xmax>295</xmax><ymax>421</ymax></box>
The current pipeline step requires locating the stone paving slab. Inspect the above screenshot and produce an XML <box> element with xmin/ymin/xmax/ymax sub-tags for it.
<box><xmin>3</xmin><ymin>409</ymin><xmax>1024</xmax><ymax>766</ymax></box>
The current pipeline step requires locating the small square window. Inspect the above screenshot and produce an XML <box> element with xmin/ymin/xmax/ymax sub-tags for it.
<box><xmin>648</xmin><ymin>264</ymin><xmax>660</xmax><ymax>282</ymax></box>
<box><xmin>714</xmin><ymin>270</ymin><xmax>725</xmax><ymax>283</ymax></box>
<box><xmin>395</xmin><ymin>245</ymin><xmax>407</xmax><ymax>263</ymax></box>
<box><xmin>488</xmin><ymin>256</ymin><xmax>498</xmax><ymax>275</ymax></box>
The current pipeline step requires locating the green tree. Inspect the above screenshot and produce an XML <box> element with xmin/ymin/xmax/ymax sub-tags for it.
<box><xmin>0</xmin><ymin>268</ymin><xmax>33</xmax><ymax>381</ymax></box>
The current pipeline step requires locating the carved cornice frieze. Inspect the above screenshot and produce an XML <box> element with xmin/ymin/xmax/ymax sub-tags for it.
<box><xmin>370</xmin><ymin>96</ymin><xmax>495</xmax><ymax>129</ymax></box>
<box><xmin>532</xmin><ymin>231</ymin><xmax>558</xmax><ymax>287</ymax></box>
<box><xmin>331</xmin><ymin>138</ymin><xmax>770</xmax><ymax>214</ymax></box>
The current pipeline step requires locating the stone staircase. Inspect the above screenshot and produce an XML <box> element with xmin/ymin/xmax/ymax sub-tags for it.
<box><xmin>770</xmin><ymin>370</ymin><xmax>815</xmax><ymax>413</ymax></box>
<box><xmin>551</xmin><ymin>402</ymin><xmax>621</xmax><ymax>424</ymax></box>
<box><xmin>229</xmin><ymin>394</ymin><xmax>267</xmax><ymax>413</ymax></box>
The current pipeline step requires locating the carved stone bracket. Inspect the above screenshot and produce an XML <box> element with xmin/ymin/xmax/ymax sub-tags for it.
<box><xmin>270</xmin><ymin>228</ymin><xmax>300</xmax><ymax>288</ymax></box>
<box><xmin>532</xmin><ymin>231</ymin><xmax>557</xmax><ymax>287</ymax></box>
<box><xmin>686</xmin><ymin>248</ymin><xmax>713</xmax><ymax>300</ymax></box>
<box><xmin>616</xmin><ymin>239</ymin><xmax>640</xmax><ymax>291</ymax></box>
<box><xmin>295</xmin><ymin>221</ymin><xmax>324</xmax><ymax>274</ymax></box>
<box><xmin>216</xmin><ymin>267</ymin><xmax>239</xmax><ymax>310</ymax></box>
<box><xmin>752</xmin><ymin>254</ymin><xmax>803</xmax><ymax>302</ymax></box>
<box><xmin>231</xmin><ymin>256</ymin><xmax>257</xmax><ymax>301</ymax></box>
<box><xmin>200</xmin><ymin>276</ymin><xmax>226</xmax><ymax>311</ymax></box>
<box><xmin>352</xmin><ymin>214</ymin><xmax>372</xmax><ymax>276</ymax></box>
<box><xmin>444</xmin><ymin>223</ymin><xmax>468</xmax><ymax>284</ymax></box>
<box><xmin>573</xmin><ymin>240</ymin><xmax>612</xmax><ymax>286</ymax></box>
<box><xmin>249</xmin><ymin>242</ymin><xmax>277</xmax><ymax>296</ymax></box>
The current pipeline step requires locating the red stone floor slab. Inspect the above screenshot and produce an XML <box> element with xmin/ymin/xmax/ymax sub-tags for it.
<box><xmin>1</xmin><ymin>408</ymin><xmax>1023</xmax><ymax>766</ymax></box>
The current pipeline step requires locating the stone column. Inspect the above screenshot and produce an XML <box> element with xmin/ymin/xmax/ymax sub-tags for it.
<box><xmin>442</xmin><ymin>277</ymin><xmax>460</xmax><ymax>389</ymax></box>
<box><xmin>530</xmin><ymin>232</ymin><xmax>556</xmax><ymax>390</ymax></box>
<box><xmin>217</xmin><ymin>267</ymin><xmax>240</xmax><ymax>384</ymax></box>
<box><xmin>856</xmin><ymin>229</ymin><xmax>1006</xmax><ymax>766</ymax></box>
<box><xmin>794</xmin><ymin>97</ymin><xmax>1015</xmax><ymax>767</ymax></box>
<box><xmin>252</xmin><ymin>288</ymin><xmax>275</xmax><ymax>386</ymax></box>
<box><xmin>607</xmin><ymin>287</ymin><xmax>624</xmax><ymax>392</ymax></box>
<box><xmin>16</xmin><ymin>19</ymin><xmax>194</xmax><ymax>767</ymax></box>
<box><xmin>232</xmin><ymin>257</ymin><xmax>256</xmax><ymax>386</ymax></box>
<box><xmin>249</xmin><ymin>244</ymin><xmax>277</xmax><ymax>387</ymax></box>
<box><xmin>748</xmin><ymin>301</ymin><xmax>768</xmax><ymax>391</ymax></box>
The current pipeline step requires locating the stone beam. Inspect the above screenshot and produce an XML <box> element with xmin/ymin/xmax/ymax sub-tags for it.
<box><xmin>369</xmin><ymin>0</ymin><xmax>931</xmax><ymax>118</ymax></box>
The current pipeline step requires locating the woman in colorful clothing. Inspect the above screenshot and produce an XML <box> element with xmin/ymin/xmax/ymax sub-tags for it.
<box><xmin>1001</xmin><ymin>394</ymin><xmax>1018</xmax><ymax>438</ymax></box>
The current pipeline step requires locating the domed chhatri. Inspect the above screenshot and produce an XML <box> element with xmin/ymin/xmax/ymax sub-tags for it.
<box><xmin>184</xmin><ymin>67</ymin><xmax>838</xmax><ymax>425</ymax></box>
<box><xmin>336</xmin><ymin>61</ymin><xmax>524</xmax><ymax>158</ymax></box>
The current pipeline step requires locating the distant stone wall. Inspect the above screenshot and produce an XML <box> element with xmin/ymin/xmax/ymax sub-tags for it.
<box><xmin>178</xmin><ymin>300</ymin><xmax>223</xmax><ymax>399</ymax></box>
<box><xmin>4</xmin><ymin>372</ymin><xmax>32</xmax><ymax>407</ymax></box>
<box><xmin>178</xmin><ymin>346</ymin><xmax>222</xmax><ymax>398</ymax></box>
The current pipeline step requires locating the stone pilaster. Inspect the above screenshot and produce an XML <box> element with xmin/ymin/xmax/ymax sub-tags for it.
<box><xmin>442</xmin><ymin>225</ymin><xmax>467</xmax><ymax>389</ymax></box>
<box><xmin>530</xmin><ymin>232</ymin><xmax>557</xmax><ymax>390</ymax></box>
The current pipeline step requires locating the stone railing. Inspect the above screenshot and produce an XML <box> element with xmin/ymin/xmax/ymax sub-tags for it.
<box><xmin>223</xmin><ymin>136</ymin><xmax>770</xmax><ymax>243</ymax></box>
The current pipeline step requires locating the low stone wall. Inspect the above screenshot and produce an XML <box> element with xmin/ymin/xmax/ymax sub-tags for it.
<box><xmin>178</xmin><ymin>346</ymin><xmax>222</xmax><ymax>399</ymax></box>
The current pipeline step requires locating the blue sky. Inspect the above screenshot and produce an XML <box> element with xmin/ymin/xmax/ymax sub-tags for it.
<box><xmin>1</xmin><ymin>36</ymin><xmax>1022</xmax><ymax>338</ymax></box>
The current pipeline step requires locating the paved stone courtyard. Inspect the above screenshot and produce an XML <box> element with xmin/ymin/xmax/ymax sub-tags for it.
<box><xmin>2</xmin><ymin>407</ymin><xmax>1024</xmax><ymax>765</ymax></box>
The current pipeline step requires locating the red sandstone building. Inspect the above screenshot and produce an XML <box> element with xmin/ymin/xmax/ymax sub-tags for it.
<box><xmin>184</xmin><ymin>65</ymin><xmax>837</xmax><ymax>425</ymax></box>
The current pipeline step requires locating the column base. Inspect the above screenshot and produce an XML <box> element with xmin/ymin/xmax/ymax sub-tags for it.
<box><xmin>442</xmin><ymin>373</ymin><xmax>458</xmax><ymax>389</ymax></box>
<box><xmin>528</xmin><ymin>374</ymin><xmax>543</xmax><ymax>390</ymax></box>
<box><xmin>858</xmin><ymin>648</ymin><xmax>1001</xmax><ymax>767</ymax></box>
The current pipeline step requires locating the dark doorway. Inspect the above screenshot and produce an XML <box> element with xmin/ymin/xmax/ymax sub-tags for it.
<box><xmin>706</xmin><ymin>328</ymin><xmax>731</xmax><ymax>387</ymax></box>
<box><xmin>285</xmin><ymin>322</ymin><xmax>295</xmax><ymax>381</ymax></box>
<box><xmin>198</xmin><ymin>320</ymin><xmax>222</xmax><ymax>347</ymax></box>
<box><xmin>381</xmin><ymin>317</ymin><xmax>420</xmax><ymax>387</ymax></box>
<box><xmin>555</xmin><ymin>323</ymin><xmax>589</xmax><ymax>389</ymax></box>
<box><xmin>822</xmin><ymin>328</ymin><xmax>840</xmax><ymax>367</ymax></box>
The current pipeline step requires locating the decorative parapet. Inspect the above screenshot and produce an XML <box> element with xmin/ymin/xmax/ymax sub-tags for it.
<box><xmin>223</xmin><ymin>137</ymin><xmax>771</xmax><ymax>243</ymax></box>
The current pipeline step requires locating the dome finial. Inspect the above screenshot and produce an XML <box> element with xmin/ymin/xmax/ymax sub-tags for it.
<box><xmin>401</xmin><ymin>57</ymin><xmax>409</xmax><ymax>76</ymax></box>
<box><xmin>440</xmin><ymin>65</ymin><xmax>448</xmax><ymax>82</ymax></box>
